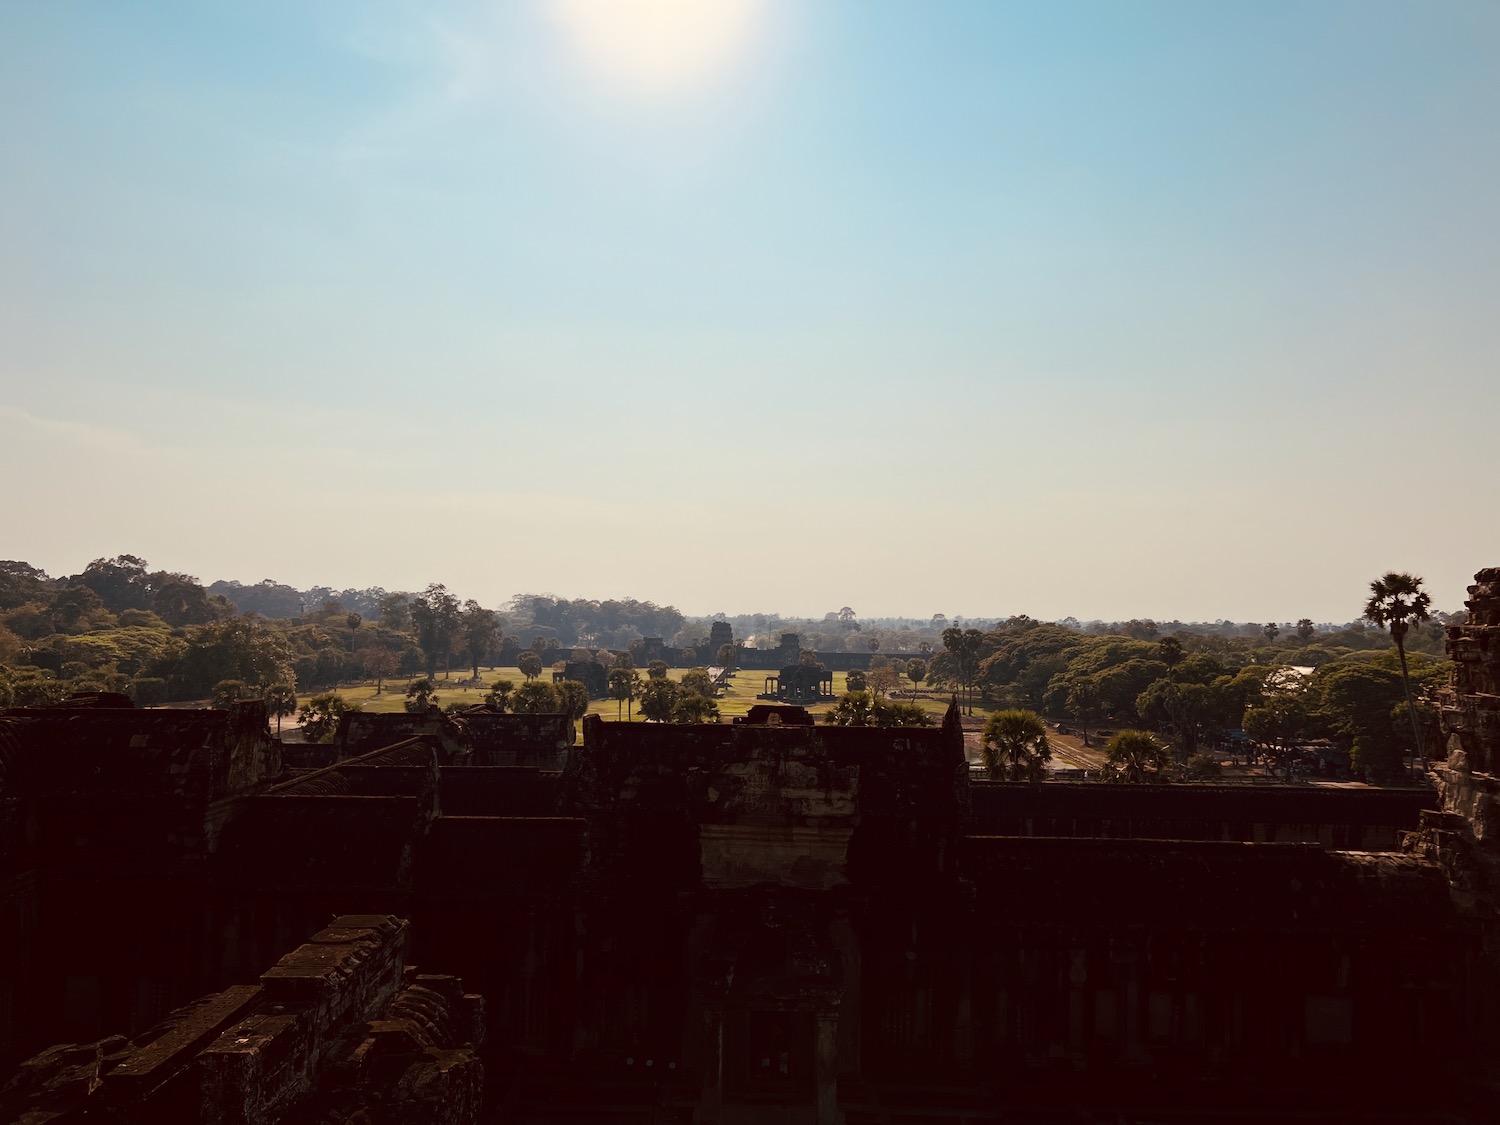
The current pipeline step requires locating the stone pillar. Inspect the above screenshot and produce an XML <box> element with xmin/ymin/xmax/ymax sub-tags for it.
<box><xmin>1123</xmin><ymin>953</ymin><xmax>1147</xmax><ymax>1064</ymax></box>
<box><xmin>696</xmin><ymin>1003</ymin><xmax>725</xmax><ymax>1125</ymax></box>
<box><xmin>954</xmin><ymin>946</ymin><xmax>974</xmax><ymax>1066</ymax></box>
<box><xmin>829</xmin><ymin>916</ymin><xmax>861</xmax><ymax>1076</ymax></box>
<box><xmin>815</xmin><ymin>1009</ymin><xmax>844</xmax><ymax>1125</ymax></box>
<box><xmin>1068</xmin><ymin>947</ymin><xmax>1089</xmax><ymax>1057</ymax></box>
<box><xmin>572</xmin><ymin>907</ymin><xmax>590</xmax><ymax>1055</ymax></box>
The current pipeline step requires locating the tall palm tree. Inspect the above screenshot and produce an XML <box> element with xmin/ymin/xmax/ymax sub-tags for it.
<box><xmin>608</xmin><ymin>667</ymin><xmax>639</xmax><ymax>721</ymax></box>
<box><xmin>1364</xmin><ymin>572</ymin><xmax>1433</xmax><ymax>769</ymax></box>
<box><xmin>263</xmin><ymin>683</ymin><xmax>297</xmax><ymax>737</ymax></box>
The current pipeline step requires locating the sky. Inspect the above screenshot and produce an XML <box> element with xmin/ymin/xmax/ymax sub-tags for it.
<box><xmin>2</xmin><ymin>0</ymin><xmax>1497</xmax><ymax>623</ymax></box>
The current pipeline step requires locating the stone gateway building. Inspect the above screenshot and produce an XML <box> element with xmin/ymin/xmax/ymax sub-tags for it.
<box><xmin>4</xmin><ymin>569</ymin><xmax>1500</xmax><ymax>1121</ymax></box>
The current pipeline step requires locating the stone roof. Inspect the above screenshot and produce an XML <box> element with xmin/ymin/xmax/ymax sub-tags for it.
<box><xmin>570</xmin><ymin>709</ymin><xmax>966</xmax><ymax>823</ymax></box>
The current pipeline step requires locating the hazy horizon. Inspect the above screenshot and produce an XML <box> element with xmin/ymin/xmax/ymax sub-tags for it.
<box><xmin>0</xmin><ymin>550</ymin><xmax>1477</xmax><ymax>628</ymax></box>
<box><xmin>4</xmin><ymin>2</ymin><xmax>1496</xmax><ymax>623</ymax></box>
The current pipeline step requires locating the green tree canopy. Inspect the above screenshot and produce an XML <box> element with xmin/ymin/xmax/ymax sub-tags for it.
<box><xmin>939</xmin><ymin>626</ymin><xmax>984</xmax><ymax>714</ymax></box>
<box><xmin>555</xmin><ymin>679</ymin><xmax>590</xmax><ymax>721</ymax></box>
<box><xmin>360</xmin><ymin>646</ymin><xmax>399</xmax><ymax>693</ymax></box>
<box><xmin>607</xmin><ymin>666</ymin><xmax>641</xmax><ymax>720</ymax></box>
<box><xmin>404</xmin><ymin>677</ymin><xmax>439</xmax><ymax>713</ymax></box>
<box><xmin>77</xmin><ymin>555</ymin><xmax>152</xmax><ymax>613</ymax></box>
<box><xmin>170</xmin><ymin>618</ymin><xmax>293</xmax><ymax>700</ymax></box>
<box><xmin>671</xmin><ymin>693</ymin><xmax>720</xmax><ymax>723</ymax></box>
<box><xmin>460</xmin><ymin>600</ymin><xmax>501</xmax><ymax>680</ymax></box>
<box><xmin>511</xmin><ymin>680</ymin><xmax>562</xmax><ymax>714</ymax></box>
<box><xmin>410</xmin><ymin>584</ymin><xmax>461</xmax><ymax>679</ymax></box>
<box><xmin>150</xmin><ymin>573</ymin><xmax>227</xmax><ymax>627</ymax></box>
<box><xmin>638</xmin><ymin>677</ymin><xmax>680</xmax><ymax>722</ymax></box>
<box><xmin>906</xmin><ymin>658</ymin><xmax>927</xmax><ymax>693</ymax></box>
<box><xmin>299</xmin><ymin>692</ymin><xmax>356</xmax><ymax>743</ymax></box>
<box><xmin>1308</xmin><ymin>658</ymin><xmax>1432</xmax><ymax>780</ymax></box>
<box><xmin>823</xmin><ymin>691</ymin><xmax>933</xmax><ymax>728</ymax></box>
<box><xmin>680</xmin><ymin>668</ymin><xmax>716</xmax><ymax>699</ymax></box>
<box><xmin>211</xmin><ymin>679</ymin><xmax>250</xmax><ymax>708</ymax></box>
<box><xmin>517</xmin><ymin>650</ymin><xmax>544</xmax><ymax>682</ymax></box>
<box><xmin>485</xmin><ymin>678</ymin><xmax>514</xmax><ymax>711</ymax></box>
<box><xmin>1135</xmin><ymin>679</ymin><xmax>1221</xmax><ymax>759</ymax></box>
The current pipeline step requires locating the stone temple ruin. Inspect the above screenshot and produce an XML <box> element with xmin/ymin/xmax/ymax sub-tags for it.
<box><xmin>759</xmin><ymin>663</ymin><xmax>837</xmax><ymax>705</ymax></box>
<box><xmin>3</xmin><ymin>569</ymin><xmax>1500</xmax><ymax>1121</ymax></box>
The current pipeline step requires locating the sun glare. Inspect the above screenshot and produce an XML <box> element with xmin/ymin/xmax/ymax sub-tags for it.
<box><xmin>548</xmin><ymin>0</ymin><xmax>763</xmax><ymax>95</ymax></box>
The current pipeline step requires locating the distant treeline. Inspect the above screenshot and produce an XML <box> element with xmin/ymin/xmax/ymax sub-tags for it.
<box><xmin>0</xmin><ymin>556</ymin><xmax>1461</xmax><ymax>778</ymax></box>
<box><xmin>0</xmin><ymin>558</ymin><xmax>701</xmax><ymax>706</ymax></box>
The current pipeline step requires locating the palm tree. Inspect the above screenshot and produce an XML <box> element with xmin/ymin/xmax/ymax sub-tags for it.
<box><xmin>607</xmin><ymin>667</ymin><xmax>639</xmax><ymax>721</ymax></box>
<box><xmin>825</xmin><ymin>690</ymin><xmax>877</xmax><ymax>727</ymax></box>
<box><xmin>906</xmin><ymin>659</ymin><xmax>927</xmax><ymax>698</ymax></box>
<box><xmin>982</xmin><ymin>709</ymin><xmax>1052</xmax><ymax>781</ymax></box>
<box><xmin>1364</xmin><ymin>571</ymin><xmax>1433</xmax><ymax>769</ymax></box>
<box><xmin>1157</xmin><ymin>636</ymin><xmax>1184</xmax><ymax>678</ymax></box>
<box><xmin>404</xmin><ymin>678</ymin><xmax>439</xmax><ymax>713</ymax></box>
<box><xmin>263</xmin><ymin>683</ymin><xmax>298</xmax><ymax>737</ymax></box>
<box><xmin>1102</xmin><ymin>730</ymin><xmax>1167</xmax><ymax>784</ymax></box>
<box><xmin>1067</xmin><ymin>678</ymin><xmax>1100</xmax><ymax>748</ymax></box>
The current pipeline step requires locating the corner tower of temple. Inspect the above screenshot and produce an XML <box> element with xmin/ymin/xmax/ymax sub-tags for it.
<box><xmin>1414</xmin><ymin>567</ymin><xmax>1500</xmax><ymax>910</ymax></box>
<box><xmin>1408</xmin><ymin>566</ymin><xmax>1500</xmax><ymax>1085</ymax></box>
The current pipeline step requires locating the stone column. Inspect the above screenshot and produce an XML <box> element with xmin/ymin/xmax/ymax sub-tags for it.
<box><xmin>829</xmin><ymin>915</ymin><xmax>861</xmax><ymax>1075</ymax></box>
<box><xmin>816</xmin><ymin>1008</ymin><xmax>844</xmax><ymax>1125</ymax></box>
<box><xmin>696</xmin><ymin>1003</ymin><xmax>725</xmax><ymax>1124</ymax></box>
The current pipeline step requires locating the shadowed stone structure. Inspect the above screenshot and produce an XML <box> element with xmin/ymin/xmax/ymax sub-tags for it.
<box><xmin>1</xmin><ymin>915</ymin><xmax>485</xmax><ymax>1123</ymax></box>
<box><xmin>315</xmin><ymin>707</ymin><xmax>574</xmax><ymax>771</ymax></box>
<box><xmin>6</xmin><ymin>607</ymin><xmax>1500</xmax><ymax>1123</ymax></box>
<box><xmin>1407</xmin><ymin>566</ymin><xmax>1500</xmax><ymax>1092</ymax></box>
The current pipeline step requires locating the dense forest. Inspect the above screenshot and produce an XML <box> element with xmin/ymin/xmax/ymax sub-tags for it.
<box><xmin>0</xmin><ymin>555</ymin><xmax>1459</xmax><ymax>779</ymax></box>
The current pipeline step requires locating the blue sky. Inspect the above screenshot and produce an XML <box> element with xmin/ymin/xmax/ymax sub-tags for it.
<box><xmin>3</xmin><ymin>1</ymin><xmax>1497</xmax><ymax>621</ymax></box>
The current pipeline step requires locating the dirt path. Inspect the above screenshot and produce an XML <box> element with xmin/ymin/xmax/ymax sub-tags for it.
<box><xmin>960</xmin><ymin>719</ymin><xmax>1108</xmax><ymax>773</ymax></box>
<box><xmin>1047</xmin><ymin>729</ymin><xmax>1108</xmax><ymax>771</ymax></box>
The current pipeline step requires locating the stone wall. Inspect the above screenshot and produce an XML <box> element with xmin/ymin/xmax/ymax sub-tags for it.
<box><xmin>969</xmin><ymin>780</ymin><xmax>1433</xmax><ymax>850</ymax></box>
<box><xmin>327</xmin><ymin>709</ymin><xmax>573</xmax><ymax>771</ymax></box>
<box><xmin>0</xmin><ymin>702</ymin><xmax>284</xmax><ymax>1061</ymax></box>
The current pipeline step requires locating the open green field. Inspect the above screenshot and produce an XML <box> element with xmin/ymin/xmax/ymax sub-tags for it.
<box><xmin>294</xmin><ymin>667</ymin><xmax>961</xmax><ymax>726</ymax></box>
<box><xmin>286</xmin><ymin>671</ymin><xmax>1321</xmax><ymax>782</ymax></box>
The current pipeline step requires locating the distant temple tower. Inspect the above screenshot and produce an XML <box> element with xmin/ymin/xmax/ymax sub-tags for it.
<box><xmin>709</xmin><ymin>621</ymin><xmax>734</xmax><ymax>655</ymax></box>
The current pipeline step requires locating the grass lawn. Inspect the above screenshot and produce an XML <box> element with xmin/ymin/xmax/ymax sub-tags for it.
<box><xmin>295</xmin><ymin>667</ymin><xmax>542</xmax><ymax>716</ymax></box>
<box><xmin>295</xmin><ymin>667</ymin><xmax>966</xmax><ymax>728</ymax></box>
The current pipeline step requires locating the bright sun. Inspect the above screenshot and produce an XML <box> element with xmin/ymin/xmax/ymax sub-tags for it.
<box><xmin>548</xmin><ymin>0</ymin><xmax>763</xmax><ymax>95</ymax></box>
